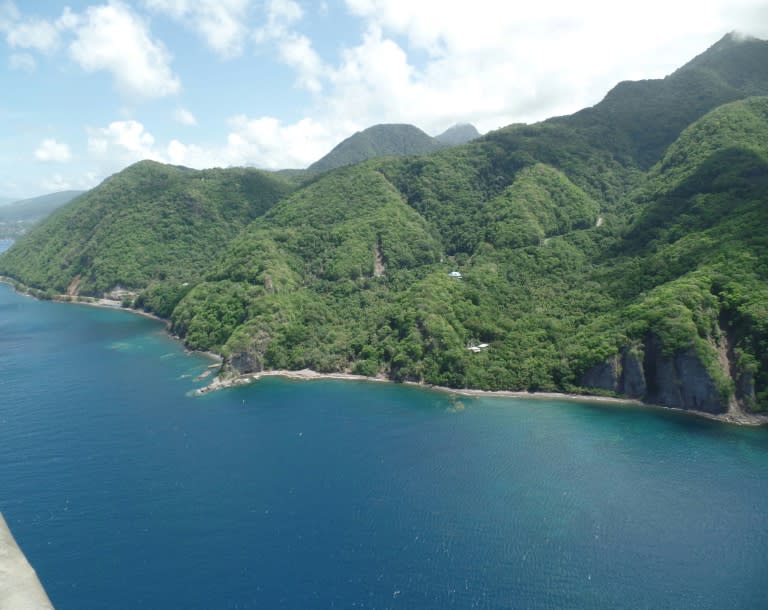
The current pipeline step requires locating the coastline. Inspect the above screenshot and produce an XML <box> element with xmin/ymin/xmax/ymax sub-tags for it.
<box><xmin>195</xmin><ymin>368</ymin><xmax>768</xmax><ymax>427</ymax></box>
<box><xmin>3</xmin><ymin>277</ymin><xmax>766</xmax><ymax>427</ymax></box>
<box><xmin>0</xmin><ymin>276</ymin><xmax>166</xmax><ymax>322</ymax></box>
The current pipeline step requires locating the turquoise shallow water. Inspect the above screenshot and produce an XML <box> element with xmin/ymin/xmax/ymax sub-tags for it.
<box><xmin>1</xmin><ymin>282</ymin><xmax>768</xmax><ymax>609</ymax></box>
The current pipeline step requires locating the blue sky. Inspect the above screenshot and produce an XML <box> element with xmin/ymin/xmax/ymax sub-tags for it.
<box><xmin>2</xmin><ymin>0</ymin><xmax>767</xmax><ymax>199</ymax></box>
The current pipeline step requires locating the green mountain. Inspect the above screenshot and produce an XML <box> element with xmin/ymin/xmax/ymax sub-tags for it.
<box><xmin>0</xmin><ymin>161</ymin><xmax>294</xmax><ymax>307</ymax></box>
<box><xmin>2</xmin><ymin>34</ymin><xmax>768</xmax><ymax>417</ymax></box>
<box><xmin>308</xmin><ymin>123</ymin><xmax>445</xmax><ymax>172</ymax></box>
<box><xmin>435</xmin><ymin>123</ymin><xmax>480</xmax><ymax>145</ymax></box>
<box><xmin>555</xmin><ymin>32</ymin><xmax>768</xmax><ymax>169</ymax></box>
<box><xmin>0</xmin><ymin>190</ymin><xmax>84</xmax><ymax>238</ymax></box>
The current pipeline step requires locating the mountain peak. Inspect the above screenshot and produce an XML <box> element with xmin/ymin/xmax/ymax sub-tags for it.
<box><xmin>308</xmin><ymin>123</ymin><xmax>443</xmax><ymax>173</ymax></box>
<box><xmin>435</xmin><ymin>123</ymin><xmax>480</xmax><ymax>145</ymax></box>
<box><xmin>675</xmin><ymin>31</ymin><xmax>768</xmax><ymax>88</ymax></box>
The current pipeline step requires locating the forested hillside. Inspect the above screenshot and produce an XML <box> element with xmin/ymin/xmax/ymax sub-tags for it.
<box><xmin>0</xmin><ymin>162</ymin><xmax>294</xmax><ymax>297</ymax></box>
<box><xmin>2</xmin><ymin>34</ymin><xmax>767</xmax><ymax>416</ymax></box>
<box><xmin>309</xmin><ymin>123</ymin><xmax>447</xmax><ymax>172</ymax></box>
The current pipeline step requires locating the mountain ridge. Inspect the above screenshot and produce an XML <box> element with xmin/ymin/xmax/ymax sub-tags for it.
<box><xmin>308</xmin><ymin>122</ymin><xmax>478</xmax><ymax>172</ymax></box>
<box><xmin>3</xmin><ymin>34</ymin><xmax>768</xmax><ymax>418</ymax></box>
<box><xmin>0</xmin><ymin>190</ymin><xmax>84</xmax><ymax>238</ymax></box>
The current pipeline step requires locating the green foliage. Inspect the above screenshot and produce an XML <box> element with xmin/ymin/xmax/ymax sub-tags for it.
<box><xmin>309</xmin><ymin>124</ymin><xmax>445</xmax><ymax>172</ymax></box>
<box><xmin>0</xmin><ymin>161</ymin><xmax>294</xmax><ymax>299</ymax></box>
<box><xmin>483</xmin><ymin>163</ymin><xmax>599</xmax><ymax>248</ymax></box>
<box><xmin>4</xmin><ymin>37</ymin><xmax>768</xmax><ymax>412</ymax></box>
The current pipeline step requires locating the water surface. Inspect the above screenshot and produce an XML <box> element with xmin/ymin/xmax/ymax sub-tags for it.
<box><xmin>1</xmin><ymin>283</ymin><xmax>767</xmax><ymax>609</ymax></box>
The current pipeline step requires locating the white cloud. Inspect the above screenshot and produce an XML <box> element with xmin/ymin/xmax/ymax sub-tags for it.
<box><xmin>278</xmin><ymin>33</ymin><xmax>325</xmax><ymax>92</ymax></box>
<box><xmin>5</xmin><ymin>16</ymin><xmax>60</xmax><ymax>51</ymax></box>
<box><xmin>160</xmin><ymin>114</ymin><xmax>335</xmax><ymax>170</ymax></box>
<box><xmin>35</xmin><ymin>138</ymin><xmax>72</xmax><ymax>162</ymax></box>
<box><xmin>69</xmin><ymin>2</ymin><xmax>180</xmax><ymax>99</ymax></box>
<box><xmin>1</xmin><ymin>4</ymin><xmax>78</xmax><ymax>52</ymax></box>
<box><xmin>145</xmin><ymin>0</ymin><xmax>250</xmax><ymax>58</ymax></box>
<box><xmin>174</xmin><ymin>107</ymin><xmax>198</xmax><ymax>126</ymax></box>
<box><xmin>8</xmin><ymin>51</ymin><xmax>35</xmax><ymax>71</ymax></box>
<box><xmin>253</xmin><ymin>0</ymin><xmax>303</xmax><ymax>42</ymax></box>
<box><xmin>253</xmin><ymin>0</ymin><xmax>326</xmax><ymax>92</ymax></box>
<box><xmin>335</xmin><ymin>0</ymin><xmax>768</xmax><ymax>133</ymax></box>
<box><xmin>88</xmin><ymin>120</ymin><xmax>162</xmax><ymax>162</ymax></box>
<box><xmin>223</xmin><ymin>114</ymin><xmax>332</xmax><ymax>168</ymax></box>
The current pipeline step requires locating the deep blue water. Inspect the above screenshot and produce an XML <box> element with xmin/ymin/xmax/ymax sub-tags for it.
<box><xmin>1</xmin><ymin>282</ymin><xmax>768</xmax><ymax>609</ymax></box>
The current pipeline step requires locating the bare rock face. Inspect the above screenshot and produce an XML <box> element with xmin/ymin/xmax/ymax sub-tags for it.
<box><xmin>621</xmin><ymin>349</ymin><xmax>647</xmax><ymax>398</ymax></box>
<box><xmin>579</xmin><ymin>337</ymin><xmax>727</xmax><ymax>413</ymax></box>
<box><xmin>579</xmin><ymin>354</ymin><xmax>621</xmax><ymax>391</ymax></box>
<box><xmin>579</xmin><ymin>347</ymin><xmax>646</xmax><ymax>398</ymax></box>
<box><xmin>227</xmin><ymin>330</ymin><xmax>272</xmax><ymax>375</ymax></box>
<box><xmin>229</xmin><ymin>350</ymin><xmax>264</xmax><ymax>375</ymax></box>
<box><xmin>644</xmin><ymin>342</ymin><xmax>725</xmax><ymax>414</ymax></box>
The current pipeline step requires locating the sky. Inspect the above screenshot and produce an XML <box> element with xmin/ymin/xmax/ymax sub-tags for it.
<box><xmin>1</xmin><ymin>0</ymin><xmax>767</xmax><ymax>199</ymax></box>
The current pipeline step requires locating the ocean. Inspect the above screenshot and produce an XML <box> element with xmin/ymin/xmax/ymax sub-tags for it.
<box><xmin>1</xmin><ymin>281</ymin><xmax>767</xmax><ymax>609</ymax></box>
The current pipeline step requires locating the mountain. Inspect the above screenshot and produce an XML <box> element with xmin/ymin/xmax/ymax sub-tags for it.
<box><xmin>435</xmin><ymin>123</ymin><xmax>480</xmax><ymax>145</ymax></box>
<box><xmin>0</xmin><ymin>190</ymin><xmax>83</xmax><ymax>238</ymax></box>
<box><xmin>308</xmin><ymin>123</ymin><xmax>444</xmax><ymax>172</ymax></box>
<box><xmin>3</xmin><ymin>34</ymin><xmax>768</xmax><ymax>417</ymax></box>
<box><xmin>0</xmin><ymin>161</ymin><xmax>294</xmax><ymax>310</ymax></box>
<box><xmin>552</xmin><ymin>32</ymin><xmax>768</xmax><ymax>169</ymax></box>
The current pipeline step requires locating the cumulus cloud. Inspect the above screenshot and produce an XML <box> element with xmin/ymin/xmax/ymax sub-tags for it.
<box><xmin>278</xmin><ymin>33</ymin><xmax>325</xmax><ymax>92</ymax></box>
<box><xmin>253</xmin><ymin>0</ymin><xmax>326</xmax><ymax>92</ymax></box>
<box><xmin>223</xmin><ymin>114</ymin><xmax>332</xmax><ymax>168</ymax></box>
<box><xmin>1</xmin><ymin>3</ymin><xmax>79</xmax><ymax>53</ymax></box>
<box><xmin>253</xmin><ymin>0</ymin><xmax>303</xmax><ymax>42</ymax></box>
<box><xmin>5</xmin><ymin>16</ymin><xmax>60</xmax><ymax>51</ymax></box>
<box><xmin>69</xmin><ymin>3</ymin><xmax>180</xmax><ymax>99</ymax></box>
<box><xmin>160</xmin><ymin>114</ymin><xmax>335</xmax><ymax>170</ymax></box>
<box><xmin>336</xmin><ymin>0</ymin><xmax>768</xmax><ymax>132</ymax></box>
<box><xmin>173</xmin><ymin>107</ymin><xmax>198</xmax><ymax>126</ymax></box>
<box><xmin>11</xmin><ymin>0</ymin><xmax>766</xmax><ymax>186</ymax></box>
<box><xmin>2</xmin><ymin>2</ymin><xmax>180</xmax><ymax>99</ymax></box>
<box><xmin>88</xmin><ymin>120</ymin><xmax>162</xmax><ymax>162</ymax></box>
<box><xmin>35</xmin><ymin>138</ymin><xmax>72</xmax><ymax>162</ymax></box>
<box><xmin>145</xmin><ymin>0</ymin><xmax>250</xmax><ymax>58</ymax></box>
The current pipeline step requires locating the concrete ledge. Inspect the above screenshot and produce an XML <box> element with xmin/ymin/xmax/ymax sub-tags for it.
<box><xmin>0</xmin><ymin>513</ymin><xmax>54</xmax><ymax>610</ymax></box>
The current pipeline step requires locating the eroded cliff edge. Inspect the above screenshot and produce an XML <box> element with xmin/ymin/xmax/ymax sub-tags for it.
<box><xmin>580</xmin><ymin>329</ymin><xmax>762</xmax><ymax>422</ymax></box>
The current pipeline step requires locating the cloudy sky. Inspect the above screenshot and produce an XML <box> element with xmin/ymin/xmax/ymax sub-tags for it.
<box><xmin>1</xmin><ymin>0</ymin><xmax>767</xmax><ymax>199</ymax></box>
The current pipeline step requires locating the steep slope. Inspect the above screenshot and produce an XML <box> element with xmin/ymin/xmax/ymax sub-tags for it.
<box><xmin>551</xmin><ymin>33</ymin><xmax>768</xmax><ymax>168</ymax></box>
<box><xmin>435</xmin><ymin>123</ymin><xmax>480</xmax><ymax>145</ymax></box>
<box><xmin>0</xmin><ymin>161</ymin><xmax>294</xmax><ymax>298</ymax></box>
<box><xmin>176</xmin><ymin>97</ymin><xmax>768</xmax><ymax>412</ymax></box>
<box><xmin>169</xmin><ymin>164</ymin><xmax>443</xmax><ymax>357</ymax></box>
<box><xmin>0</xmin><ymin>190</ymin><xmax>84</xmax><ymax>238</ymax></box>
<box><xmin>308</xmin><ymin>124</ymin><xmax>444</xmax><ymax>172</ymax></box>
<box><xmin>3</xmin><ymin>35</ymin><xmax>768</xmax><ymax>417</ymax></box>
<box><xmin>579</xmin><ymin>97</ymin><xmax>768</xmax><ymax>413</ymax></box>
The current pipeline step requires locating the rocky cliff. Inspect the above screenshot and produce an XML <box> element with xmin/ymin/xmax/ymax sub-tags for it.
<box><xmin>580</xmin><ymin>335</ymin><xmax>732</xmax><ymax>414</ymax></box>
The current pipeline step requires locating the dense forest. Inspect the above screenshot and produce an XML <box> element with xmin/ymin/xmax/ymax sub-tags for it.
<box><xmin>2</xmin><ymin>33</ymin><xmax>767</xmax><ymax>416</ymax></box>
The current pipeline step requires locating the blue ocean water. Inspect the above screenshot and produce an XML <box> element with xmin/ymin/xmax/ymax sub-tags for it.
<box><xmin>1</xmin><ymin>282</ymin><xmax>768</xmax><ymax>609</ymax></box>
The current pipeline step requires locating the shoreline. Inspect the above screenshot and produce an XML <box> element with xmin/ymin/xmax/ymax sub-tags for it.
<box><xmin>196</xmin><ymin>368</ymin><xmax>768</xmax><ymax>427</ymax></box>
<box><xmin>3</xmin><ymin>277</ymin><xmax>767</xmax><ymax>427</ymax></box>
